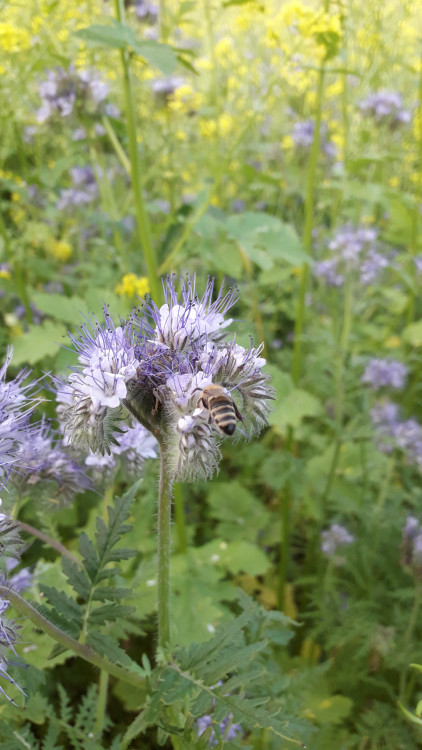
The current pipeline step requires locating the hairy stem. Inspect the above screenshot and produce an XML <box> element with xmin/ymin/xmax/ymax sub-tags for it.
<box><xmin>173</xmin><ymin>483</ymin><xmax>187</xmax><ymax>555</ymax></box>
<box><xmin>113</xmin><ymin>0</ymin><xmax>161</xmax><ymax>302</ymax></box>
<box><xmin>17</xmin><ymin>521</ymin><xmax>80</xmax><ymax>565</ymax></box>
<box><xmin>95</xmin><ymin>669</ymin><xmax>109</xmax><ymax>735</ymax></box>
<box><xmin>0</xmin><ymin>585</ymin><xmax>144</xmax><ymax>688</ymax></box>
<box><xmin>158</xmin><ymin>446</ymin><xmax>172</xmax><ymax>649</ymax></box>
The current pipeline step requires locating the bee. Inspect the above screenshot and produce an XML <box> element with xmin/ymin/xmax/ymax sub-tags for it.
<box><xmin>198</xmin><ymin>384</ymin><xmax>243</xmax><ymax>436</ymax></box>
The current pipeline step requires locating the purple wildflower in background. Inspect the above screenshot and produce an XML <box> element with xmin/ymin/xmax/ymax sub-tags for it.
<box><xmin>57</xmin><ymin>166</ymin><xmax>99</xmax><ymax>211</ymax></box>
<box><xmin>11</xmin><ymin>418</ymin><xmax>90</xmax><ymax>508</ymax></box>
<box><xmin>196</xmin><ymin>713</ymin><xmax>243</xmax><ymax>746</ymax></box>
<box><xmin>0</xmin><ymin>350</ymin><xmax>38</xmax><ymax>490</ymax></box>
<box><xmin>370</xmin><ymin>401</ymin><xmax>422</xmax><ymax>469</ymax></box>
<box><xmin>85</xmin><ymin>421</ymin><xmax>157</xmax><ymax>485</ymax></box>
<box><xmin>0</xmin><ymin>558</ymin><xmax>33</xmax><ymax>595</ymax></box>
<box><xmin>151</xmin><ymin>76</ymin><xmax>184</xmax><ymax>104</ymax></box>
<box><xmin>414</xmin><ymin>256</ymin><xmax>422</xmax><ymax>274</ymax></box>
<box><xmin>60</xmin><ymin>274</ymin><xmax>273</xmax><ymax>482</ymax></box>
<box><xmin>314</xmin><ymin>224</ymin><xmax>391</xmax><ymax>287</ymax></box>
<box><xmin>359</xmin><ymin>90</ymin><xmax>411</xmax><ymax>128</ymax></box>
<box><xmin>291</xmin><ymin>119</ymin><xmax>337</xmax><ymax>158</ymax></box>
<box><xmin>135</xmin><ymin>0</ymin><xmax>159</xmax><ymax>23</ymax></box>
<box><xmin>321</xmin><ymin>524</ymin><xmax>354</xmax><ymax>562</ymax></box>
<box><xmin>36</xmin><ymin>65</ymin><xmax>110</xmax><ymax>123</ymax></box>
<box><xmin>361</xmin><ymin>358</ymin><xmax>408</xmax><ymax>390</ymax></box>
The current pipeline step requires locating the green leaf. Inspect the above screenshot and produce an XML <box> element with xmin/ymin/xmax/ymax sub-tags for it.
<box><xmin>88</xmin><ymin>603</ymin><xmax>135</xmax><ymax>625</ymax></box>
<box><xmin>10</xmin><ymin>321</ymin><xmax>67</xmax><ymax>365</ymax></box>
<box><xmin>270</xmin><ymin>388</ymin><xmax>321</xmax><ymax>432</ymax></box>
<box><xmin>62</xmin><ymin>557</ymin><xmax>91</xmax><ymax>601</ymax></box>
<box><xmin>31</xmin><ymin>292</ymin><xmax>90</xmax><ymax>324</ymax></box>
<box><xmin>226</xmin><ymin>212</ymin><xmax>311</xmax><ymax>269</ymax></box>
<box><xmin>74</xmin><ymin>22</ymin><xmax>135</xmax><ymax>49</ymax></box>
<box><xmin>79</xmin><ymin>532</ymin><xmax>99</xmax><ymax>584</ymax></box>
<box><xmin>39</xmin><ymin>586</ymin><xmax>83</xmax><ymax>627</ymax></box>
<box><xmin>403</xmin><ymin>319</ymin><xmax>422</xmax><ymax>347</ymax></box>
<box><xmin>131</xmin><ymin>39</ymin><xmax>178</xmax><ymax>75</ymax></box>
<box><xmin>207</xmin><ymin>481</ymin><xmax>269</xmax><ymax>542</ymax></box>
<box><xmin>75</xmin><ymin>23</ymin><xmax>177</xmax><ymax>74</ymax></box>
<box><xmin>86</xmin><ymin>631</ymin><xmax>135</xmax><ymax>669</ymax></box>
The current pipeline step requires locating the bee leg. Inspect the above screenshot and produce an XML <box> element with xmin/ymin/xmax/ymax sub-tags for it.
<box><xmin>233</xmin><ymin>401</ymin><xmax>244</xmax><ymax>423</ymax></box>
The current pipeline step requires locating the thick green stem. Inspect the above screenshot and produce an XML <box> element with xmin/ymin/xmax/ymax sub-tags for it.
<box><xmin>0</xmin><ymin>585</ymin><xmax>144</xmax><ymax>688</ymax></box>
<box><xmin>157</xmin><ymin>446</ymin><xmax>172</xmax><ymax>649</ymax></box>
<box><xmin>173</xmin><ymin>483</ymin><xmax>187</xmax><ymax>555</ymax></box>
<box><xmin>291</xmin><ymin>24</ymin><xmax>329</xmax><ymax>385</ymax></box>
<box><xmin>17</xmin><ymin>521</ymin><xmax>80</xmax><ymax>565</ymax></box>
<box><xmin>113</xmin><ymin>0</ymin><xmax>161</xmax><ymax>302</ymax></box>
<box><xmin>95</xmin><ymin>670</ymin><xmax>109</xmax><ymax>735</ymax></box>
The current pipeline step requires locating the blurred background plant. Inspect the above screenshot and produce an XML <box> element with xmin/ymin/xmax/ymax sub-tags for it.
<box><xmin>0</xmin><ymin>0</ymin><xmax>422</xmax><ymax>747</ymax></box>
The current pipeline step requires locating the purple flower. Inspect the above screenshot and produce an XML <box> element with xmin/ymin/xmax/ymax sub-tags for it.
<box><xmin>361</xmin><ymin>359</ymin><xmax>408</xmax><ymax>390</ymax></box>
<box><xmin>11</xmin><ymin>417</ymin><xmax>90</xmax><ymax>508</ymax></box>
<box><xmin>0</xmin><ymin>350</ymin><xmax>39</xmax><ymax>490</ymax></box>
<box><xmin>85</xmin><ymin>420</ymin><xmax>157</xmax><ymax>485</ymax></box>
<box><xmin>414</xmin><ymin>256</ymin><xmax>422</xmax><ymax>274</ymax></box>
<box><xmin>57</xmin><ymin>166</ymin><xmax>99</xmax><ymax>211</ymax></box>
<box><xmin>151</xmin><ymin>76</ymin><xmax>184</xmax><ymax>103</ymax></box>
<box><xmin>36</xmin><ymin>65</ymin><xmax>111</xmax><ymax>123</ymax></box>
<box><xmin>321</xmin><ymin>524</ymin><xmax>354</xmax><ymax>565</ymax></box>
<box><xmin>359</xmin><ymin>90</ymin><xmax>411</xmax><ymax>128</ymax></box>
<box><xmin>291</xmin><ymin>119</ymin><xmax>337</xmax><ymax>158</ymax></box>
<box><xmin>314</xmin><ymin>224</ymin><xmax>391</xmax><ymax>287</ymax></box>
<box><xmin>196</xmin><ymin>713</ymin><xmax>242</xmax><ymax>746</ymax></box>
<box><xmin>60</xmin><ymin>275</ymin><xmax>273</xmax><ymax>482</ymax></box>
<box><xmin>370</xmin><ymin>401</ymin><xmax>422</xmax><ymax>468</ymax></box>
<box><xmin>135</xmin><ymin>0</ymin><xmax>159</xmax><ymax>23</ymax></box>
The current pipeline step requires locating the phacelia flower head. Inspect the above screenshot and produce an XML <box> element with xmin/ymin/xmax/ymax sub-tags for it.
<box><xmin>36</xmin><ymin>65</ymin><xmax>111</xmax><ymax>123</ymax></box>
<box><xmin>370</xmin><ymin>401</ymin><xmax>422</xmax><ymax>470</ymax></box>
<box><xmin>10</xmin><ymin>417</ymin><xmax>90</xmax><ymax>509</ymax></box>
<box><xmin>85</xmin><ymin>420</ymin><xmax>158</xmax><ymax>485</ymax></box>
<box><xmin>314</xmin><ymin>224</ymin><xmax>391</xmax><ymax>287</ymax></box>
<box><xmin>361</xmin><ymin>358</ymin><xmax>408</xmax><ymax>390</ymax></box>
<box><xmin>291</xmin><ymin>118</ymin><xmax>336</xmax><ymax>159</ymax></box>
<box><xmin>60</xmin><ymin>275</ymin><xmax>273</xmax><ymax>483</ymax></box>
<box><xmin>359</xmin><ymin>90</ymin><xmax>411</xmax><ymax>129</ymax></box>
<box><xmin>0</xmin><ymin>350</ymin><xmax>39</xmax><ymax>490</ymax></box>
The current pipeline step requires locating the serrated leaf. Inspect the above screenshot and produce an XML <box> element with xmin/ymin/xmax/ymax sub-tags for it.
<box><xmin>79</xmin><ymin>532</ymin><xmax>99</xmax><ymax>583</ymax></box>
<box><xmin>62</xmin><ymin>557</ymin><xmax>91</xmax><ymax>600</ymax></box>
<box><xmin>39</xmin><ymin>585</ymin><xmax>83</xmax><ymax>626</ymax></box>
<box><xmin>86</xmin><ymin>631</ymin><xmax>133</xmax><ymax>668</ymax></box>
<box><xmin>87</xmin><ymin>603</ymin><xmax>135</xmax><ymax>625</ymax></box>
<box><xmin>131</xmin><ymin>39</ymin><xmax>178</xmax><ymax>75</ymax></box>
<box><xmin>10</xmin><ymin>320</ymin><xmax>67</xmax><ymax>365</ymax></box>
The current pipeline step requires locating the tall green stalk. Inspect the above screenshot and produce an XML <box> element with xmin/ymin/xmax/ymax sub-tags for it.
<box><xmin>291</xmin><ymin>58</ymin><xmax>327</xmax><ymax>385</ymax></box>
<box><xmin>157</xmin><ymin>445</ymin><xmax>172</xmax><ymax>650</ymax></box>
<box><xmin>113</xmin><ymin>0</ymin><xmax>161</xmax><ymax>302</ymax></box>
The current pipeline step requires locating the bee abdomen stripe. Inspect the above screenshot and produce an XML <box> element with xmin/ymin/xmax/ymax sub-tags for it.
<box><xmin>213</xmin><ymin>406</ymin><xmax>235</xmax><ymax>418</ymax></box>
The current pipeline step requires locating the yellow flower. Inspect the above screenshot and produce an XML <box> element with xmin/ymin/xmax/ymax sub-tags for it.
<box><xmin>0</xmin><ymin>268</ymin><xmax>11</xmax><ymax>280</ymax></box>
<box><xmin>0</xmin><ymin>23</ymin><xmax>30</xmax><ymax>52</ymax></box>
<box><xmin>218</xmin><ymin>113</ymin><xmax>234</xmax><ymax>137</ymax></box>
<box><xmin>115</xmin><ymin>274</ymin><xmax>150</xmax><ymax>299</ymax></box>
<box><xmin>385</xmin><ymin>335</ymin><xmax>401</xmax><ymax>349</ymax></box>
<box><xmin>47</xmin><ymin>240</ymin><xmax>73</xmax><ymax>262</ymax></box>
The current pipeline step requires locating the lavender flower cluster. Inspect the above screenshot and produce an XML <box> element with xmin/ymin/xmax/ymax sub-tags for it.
<box><xmin>314</xmin><ymin>224</ymin><xmax>392</xmax><ymax>287</ymax></box>
<box><xmin>196</xmin><ymin>712</ymin><xmax>242</xmax><ymax>746</ymax></box>
<box><xmin>36</xmin><ymin>65</ymin><xmax>116</xmax><ymax>124</ymax></box>
<box><xmin>359</xmin><ymin>90</ymin><xmax>411</xmax><ymax>129</ymax></box>
<box><xmin>370</xmin><ymin>402</ymin><xmax>422</xmax><ymax>469</ymax></box>
<box><xmin>0</xmin><ymin>351</ymin><xmax>38</xmax><ymax>490</ymax></box>
<box><xmin>0</xmin><ymin>514</ymin><xmax>32</xmax><ymax>703</ymax></box>
<box><xmin>321</xmin><ymin>523</ymin><xmax>354</xmax><ymax>566</ymax></box>
<box><xmin>291</xmin><ymin>119</ymin><xmax>337</xmax><ymax>159</ymax></box>
<box><xmin>401</xmin><ymin>516</ymin><xmax>422</xmax><ymax>579</ymax></box>
<box><xmin>57</xmin><ymin>166</ymin><xmax>99</xmax><ymax>211</ymax></box>
<box><xmin>58</xmin><ymin>274</ymin><xmax>273</xmax><ymax>482</ymax></box>
<box><xmin>361</xmin><ymin>358</ymin><xmax>408</xmax><ymax>391</ymax></box>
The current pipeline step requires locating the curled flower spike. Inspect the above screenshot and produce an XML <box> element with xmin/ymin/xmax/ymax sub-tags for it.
<box><xmin>59</xmin><ymin>274</ymin><xmax>273</xmax><ymax>482</ymax></box>
<box><xmin>0</xmin><ymin>350</ymin><xmax>40</xmax><ymax>490</ymax></box>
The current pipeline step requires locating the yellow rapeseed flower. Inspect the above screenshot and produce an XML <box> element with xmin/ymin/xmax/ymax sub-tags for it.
<box><xmin>115</xmin><ymin>274</ymin><xmax>150</xmax><ymax>299</ymax></box>
<box><xmin>0</xmin><ymin>268</ymin><xmax>11</xmax><ymax>280</ymax></box>
<box><xmin>47</xmin><ymin>240</ymin><xmax>73</xmax><ymax>262</ymax></box>
<box><xmin>0</xmin><ymin>23</ymin><xmax>30</xmax><ymax>52</ymax></box>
